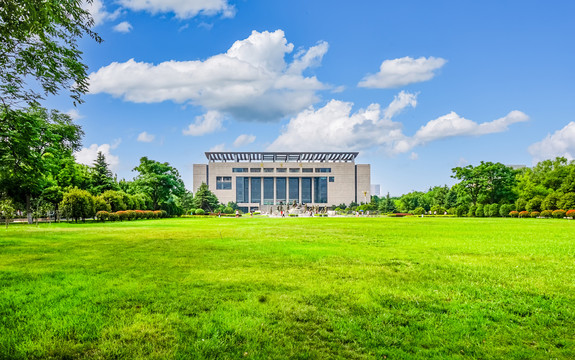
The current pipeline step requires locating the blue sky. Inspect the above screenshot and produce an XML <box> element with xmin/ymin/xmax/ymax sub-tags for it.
<box><xmin>45</xmin><ymin>0</ymin><xmax>575</xmax><ymax>196</ymax></box>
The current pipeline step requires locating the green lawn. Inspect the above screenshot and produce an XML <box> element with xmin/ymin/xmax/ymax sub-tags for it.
<box><xmin>1</xmin><ymin>217</ymin><xmax>574</xmax><ymax>359</ymax></box>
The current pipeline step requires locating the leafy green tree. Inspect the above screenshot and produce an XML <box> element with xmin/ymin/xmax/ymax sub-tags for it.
<box><xmin>558</xmin><ymin>192</ymin><xmax>575</xmax><ymax>210</ymax></box>
<box><xmin>100</xmin><ymin>190</ymin><xmax>127</xmax><ymax>212</ymax></box>
<box><xmin>60</xmin><ymin>188</ymin><xmax>95</xmax><ymax>222</ymax></box>
<box><xmin>0</xmin><ymin>198</ymin><xmax>15</xmax><ymax>228</ymax></box>
<box><xmin>452</xmin><ymin>162</ymin><xmax>517</xmax><ymax>205</ymax></box>
<box><xmin>193</xmin><ymin>183</ymin><xmax>220</xmax><ymax>212</ymax></box>
<box><xmin>91</xmin><ymin>151</ymin><xmax>118</xmax><ymax>194</ymax></box>
<box><xmin>542</xmin><ymin>192</ymin><xmax>562</xmax><ymax>211</ymax></box>
<box><xmin>526</xmin><ymin>196</ymin><xmax>544</xmax><ymax>213</ymax></box>
<box><xmin>379</xmin><ymin>192</ymin><xmax>397</xmax><ymax>213</ymax></box>
<box><xmin>133</xmin><ymin>157</ymin><xmax>186</xmax><ymax>210</ymax></box>
<box><xmin>0</xmin><ymin>0</ymin><xmax>101</xmax><ymax>106</ymax></box>
<box><xmin>0</xmin><ymin>107</ymin><xmax>83</xmax><ymax>223</ymax></box>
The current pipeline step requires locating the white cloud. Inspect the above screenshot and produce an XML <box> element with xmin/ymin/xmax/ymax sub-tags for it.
<box><xmin>358</xmin><ymin>56</ymin><xmax>447</xmax><ymax>88</ymax></box>
<box><xmin>89</xmin><ymin>30</ymin><xmax>328</xmax><ymax>122</ymax></box>
<box><xmin>528</xmin><ymin>122</ymin><xmax>575</xmax><ymax>163</ymax></box>
<box><xmin>113</xmin><ymin>21</ymin><xmax>133</xmax><ymax>33</ymax></box>
<box><xmin>268</xmin><ymin>91</ymin><xmax>527</xmax><ymax>155</ymax></box>
<box><xmin>83</xmin><ymin>0</ymin><xmax>121</xmax><ymax>26</ymax></box>
<box><xmin>117</xmin><ymin>0</ymin><xmax>235</xmax><ymax>19</ymax></box>
<box><xmin>74</xmin><ymin>142</ymin><xmax>120</xmax><ymax>171</ymax></box>
<box><xmin>393</xmin><ymin>110</ymin><xmax>528</xmax><ymax>153</ymax></box>
<box><xmin>233</xmin><ymin>134</ymin><xmax>256</xmax><ymax>147</ymax></box>
<box><xmin>209</xmin><ymin>143</ymin><xmax>226</xmax><ymax>152</ymax></box>
<box><xmin>182</xmin><ymin>111</ymin><xmax>224</xmax><ymax>136</ymax></box>
<box><xmin>410</xmin><ymin>152</ymin><xmax>419</xmax><ymax>160</ymax></box>
<box><xmin>65</xmin><ymin>109</ymin><xmax>84</xmax><ymax>121</ymax></box>
<box><xmin>137</xmin><ymin>131</ymin><xmax>155</xmax><ymax>142</ymax></box>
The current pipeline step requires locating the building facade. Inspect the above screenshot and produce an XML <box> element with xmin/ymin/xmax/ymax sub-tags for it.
<box><xmin>193</xmin><ymin>152</ymin><xmax>370</xmax><ymax>212</ymax></box>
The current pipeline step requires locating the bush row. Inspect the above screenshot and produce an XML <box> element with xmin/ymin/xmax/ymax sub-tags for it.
<box><xmin>95</xmin><ymin>210</ymin><xmax>168</xmax><ymax>222</ymax></box>
<box><xmin>509</xmin><ymin>209</ymin><xmax>574</xmax><ymax>218</ymax></box>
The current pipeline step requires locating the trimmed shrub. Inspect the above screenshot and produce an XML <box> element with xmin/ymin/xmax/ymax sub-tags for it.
<box><xmin>126</xmin><ymin>210</ymin><xmax>136</xmax><ymax>220</ymax></box>
<box><xmin>566</xmin><ymin>209</ymin><xmax>575</xmax><ymax>218</ymax></box>
<box><xmin>519</xmin><ymin>211</ymin><xmax>530</xmax><ymax>218</ymax></box>
<box><xmin>189</xmin><ymin>208</ymin><xmax>196</xmax><ymax>215</ymax></box>
<box><xmin>96</xmin><ymin>211</ymin><xmax>109</xmax><ymax>222</ymax></box>
<box><xmin>552</xmin><ymin>209</ymin><xmax>566</xmax><ymax>219</ymax></box>
<box><xmin>530</xmin><ymin>211</ymin><xmax>540</xmax><ymax>218</ymax></box>
<box><xmin>488</xmin><ymin>203</ymin><xmax>500</xmax><ymax>217</ymax></box>
<box><xmin>500</xmin><ymin>204</ymin><xmax>515</xmax><ymax>217</ymax></box>
<box><xmin>145</xmin><ymin>210</ymin><xmax>155</xmax><ymax>219</ymax></box>
<box><xmin>515</xmin><ymin>198</ymin><xmax>527</xmax><ymax>212</ymax></box>
<box><xmin>108</xmin><ymin>212</ymin><xmax>119</xmax><ymax>221</ymax></box>
<box><xmin>195</xmin><ymin>208</ymin><xmax>205</xmax><ymax>215</ymax></box>
<box><xmin>94</xmin><ymin>196</ymin><xmax>111</xmax><ymax>213</ymax></box>
<box><xmin>223</xmin><ymin>206</ymin><xmax>234</xmax><ymax>214</ymax></box>
<box><xmin>116</xmin><ymin>211</ymin><xmax>129</xmax><ymax>221</ymax></box>
<box><xmin>60</xmin><ymin>188</ymin><xmax>95</xmax><ymax>222</ymax></box>
<box><xmin>456</xmin><ymin>205</ymin><xmax>468</xmax><ymax>217</ymax></box>
<box><xmin>412</xmin><ymin>207</ymin><xmax>425</xmax><ymax>215</ymax></box>
<box><xmin>475</xmin><ymin>205</ymin><xmax>484</xmax><ymax>217</ymax></box>
<box><xmin>430</xmin><ymin>205</ymin><xmax>446</xmax><ymax>215</ymax></box>
<box><xmin>540</xmin><ymin>210</ymin><xmax>552</xmax><ymax>218</ymax></box>
<box><xmin>509</xmin><ymin>210</ymin><xmax>519</xmax><ymax>218</ymax></box>
<box><xmin>526</xmin><ymin>196</ymin><xmax>543</xmax><ymax>213</ymax></box>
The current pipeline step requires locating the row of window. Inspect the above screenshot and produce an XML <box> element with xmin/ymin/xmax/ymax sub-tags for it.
<box><xmin>235</xmin><ymin>177</ymin><xmax>329</xmax><ymax>204</ymax></box>
<box><xmin>232</xmin><ymin>167</ymin><xmax>331</xmax><ymax>173</ymax></box>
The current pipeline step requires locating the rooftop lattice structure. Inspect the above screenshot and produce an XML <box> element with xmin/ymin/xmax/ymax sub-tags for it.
<box><xmin>205</xmin><ymin>152</ymin><xmax>359</xmax><ymax>163</ymax></box>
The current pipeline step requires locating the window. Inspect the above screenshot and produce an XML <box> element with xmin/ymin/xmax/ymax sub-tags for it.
<box><xmin>329</xmin><ymin>176</ymin><xmax>335</xmax><ymax>182</ymax></box>
<box><xmin>289</xmin><ymin>168</ymin><xmax>300</xmax><ymax>173</ymax></box>
<box><xmin>302</xmin><ymin>168</ymin><xmax>313</xmax><ymax>173</ymax></box>
<box><xmin>236</xmin><ymin>177</ymin><xmax>249</xmax><ymax>203</ymax></box>
<box><xmin>216</xmin><ymin>176</ymin><xmax>232</xmax><ymax>190</ymax></box>
<box><xmin>301</xmin><ymin>177</ymin><xmax>312</xmax><ymax>203</ymax></box>
<box><xmin>314</xmin><ymin>177</ymin><xmax>328</xmax><ymax>203</ymax></box>
<box><xmin>250</xmin><ymin>168</ymin><xmax>261</xmax><ymax>173</ymax></box>
<box><xmin>289</xmin><ymin>178</ymin><xmax>299</xmax><ymax>203</ymax></box>
<box><xmin>263</xmin><ymin>168</ymin><xmax>274</xmax><ymax>173</ymax></box>
<box><xmin>276</xmin><ymin>177</ymin><xmax>286</xmax><ymax>204</ymax></box>
<box><xmin>251</xmin><ymin>177</ymin><xmax>261</xmax><ymax>203</ymax></box>
<box><xmin>263</xmin><ymin>177</ymin><xmax>274</xmax><ymax>205</ymax></box>
<box><xmin>315</xmin><ymin>168</ymin><xmax>331</xmax><ymax>173</ymax></box>
<box><xmin>232</xmin><ymin>168</ymin><xmax>248</xmax><ymax>173</ymax></box>
<box><xmin>276</xmin><ymin>168</ymin><xmax>287</xmax><ymax>173</ymax></box>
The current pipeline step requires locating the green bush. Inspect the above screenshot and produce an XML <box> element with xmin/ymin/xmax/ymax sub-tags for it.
<box><xmin>412</xmin><ymin>207</ymin><xmax>425</xmax><ymax>215</ymax></box>
<box><xmin>430</xmin><ymin>205</ymin><xmax>446</xmax><ymax>215</ymax></box>
<box><xmin>530</xmin><ymin>211</ymin><xmax>540</xmax><ymax>218</ymax></box>
<box><xmin>126</xmin><ymin>210</ymin><xmax>136</xmax><ymax>220</ymax></box>
<box><xmin>540</xmin><ymin>210</ymin><xmax>552</xmax><ymax>218</ymax></box>
<box><xmin>195</xmin><ymin>208</ymin><xmax>205</xmax><ymax>215</ymax></box>
<box><xmin>223</xmin><ymin>206</ymin><xmax>234</xmax><ymax>214</ymax></box>
<box><xmin>552</xmin><ymin>209</ymin><xmax>566</xmax><ymax>219</ymax></box>
<box><xmin>475</xmin><ymin>205</ymin><xmax>484</xmax><ymax>217</ymax></box>
<box><xmin>500</xmin><ymin>204</ymin><xmax>515</xmax><ymax>217</ymax></box>
<box><xmin>116</xmin><ymin>211</ymin><xmax>129</xmax><ymax>221</ymax></box>
<box><xmin>108</xmin><ymin>212</ymin><xmax>119</xmax><ymax>221</ymax></box>
<box><xmin>94</xmin><ymin>196</ymin><xmax>111</xmax><ymax>213</ymax></box>
<box><xmin>60</xmin><ymin>188</ymin><xmax>95</xmax><ymax>222</ymax></box>
<box><xmin>558</xmin><ymin>193</ymin><xmax>575</xmax><ymax>210</ymax></box>
<box><xmin>96</xmin><ymin>211</ymin><xmax>109</xmax><ymax>222</ymax></box>
<box><xmin>526</xmin><ymin>196</ymin><xmax>543</xmax><ymax>213</ymax></box>
<box><xmin>488</xmin><ymin>203</ymin><xmax>500</xmax><ymax>217</ymax></box>
<box><xmin>456</xmin><ymin>205</ymin><xmax>468</xmax><ymax>217</ymax></box>
<box><xmin>515</xmin><ymin>198</ymin><xmax>527</xmax><ymax>212</ymax></box>
<box><xmin>468</xmin><ymin>205</ymin><xmax>477</xmax><ymax>217</ymax></box>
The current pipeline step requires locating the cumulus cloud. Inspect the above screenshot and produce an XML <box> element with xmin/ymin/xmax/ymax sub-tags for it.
<box><xmin>209</xmin><ymin>143</ymin><xmax>226</xmax><ymax>152</ymax></box>
<box><xmin>89</xmin><ymin>30</ymin><xmax>328</xmax><ymax>122</ymax></box>
<box><xmin>393</xmin><ymin>110</ymin><xmax>528</xmax><ymax>153</ymax></box>
<box><xmin>182</xmin><ymin>111</ymin><xmax>224</xmax><ymax>136</ymax></box>
<box><xmin>113</xmin><ymin>21</ymin><xmax>133</xmax><ymax>33</ymax></box>
<box><xmin>118</xmin><ymin>0</ymin><xmax>235</xmax><ymax>18</ymax></box>
<box><xmin>74</xmin><ymin>141</ymin><xmax>121</xmax><ymax>171</ymax></box>
<box><xmin>528</xmin><ymin>122</ymin><xmax>575</xmax><ymax>163</ymax></box>
<box><xmin>65</xmin><ymin>109</ymin><xmax>84</xmax><ymax>121</ymax></box>
<box><xmin>269</xmin><ymin>91</ymin><xmax>527</xmax><ymax>155</ymax></box>
<box><xmin>358</xmin><ymin>56</ymin><xmax>447</xmax><ymax>88</ymax></box>
<box><xmin>137</xmin><ymin>131</ymin><xmax>155</xmax><ymax>142</ymax></box>
<box><xmin>83</xmin><ymin>0</ymin><xmax>121</xmax><ymax>26</ymax></box>
<box><xmin>233</xmin><ymin>134</ymin><xmax>256</xmax><ymax>147</ymax></box>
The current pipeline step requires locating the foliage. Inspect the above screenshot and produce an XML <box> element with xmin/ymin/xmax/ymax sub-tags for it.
<box><xmin>526</xmin><ymin>196</ymin><xmax>544</xmax><ymax>213</ymax></box>
<box><xmin>509</xmin><ymin>211</ymin><xmax>519</xmax><ymax>218</ymax></box>
<box><xmin>195</xmin><ymin>208</ymin><xmax>206</xmax><ymax>215</ymax></box>
<box><xmin>412</xmin><ymin>207</ymin><xmax>425</xmax><ymax>215</ymax></box>
<box><xmin>0</xmin><ymin>198</ymin><xmax>15</xmax><ymax>228</ymax></box>
<box><xmin>518</xmin><ymin>211</ymin><xmax>530</xmax><ymax>218</ymax></box>
<box><xmin>96</xmin><ymin>211</ymin><xmax>109</xmax><ymax>222</ymax></box>
<box><xmin>475</xmin><ymin>204</ymin><xmax>484</xmax><ymax>217</ymax></box>
<box><xmin>192</xmin><ymin>183</ymin><xmax>219</xmax><ymax>212</ymax></box>
<box><xmin>552</xmin><ymin>209</ymin><xmax>566</xmax><ymax>219</ymax></box>
<box><xmin>540</xmin><ymin>210</ymin><xmax>553</xmax><ymax>218</ymax></box>
<box><xmin>558</xmin><ymin>192</ymin><xmax>575</xmax><ymax>210</ymax></box>
<box><xmin>456</xmin><ymin>204</ymin><xmax>468</xmax><ymax>217</ymax></box>
<box><xmin>91</xmin><ymin>152</ymin><xmax>118</xmax><ymax>194</ymax></box>
<box><xmin>487</xmin><ymin>203</ymin><xmax>499</xmax><ymax>217</ymax></box>
<box><xmin>0</xmin><ymin>107</ymin><xmax>83</xmax><ymax>223</ymax></box>
<box><xmin>133</xmin><ymin>157</ymin><xmax>186</xmax><ymax>211</ymax></box>
<box><xmin>451</xmin><ymin>162</ymin><xmax>517</xmax><ymax>205</ymax></box>
<box><xmin>515</xmin><ymin>198</ymin><xmax>527</xmax><ymax>212</ymax></box>
<box><xmin>542</xmin><ymin>191</ymin><xmax>561</xmax><ymax>211</ymax></box>
<box><xmin>0</xmin><ymin>0</ymin><xmax>101</xmax><ymax>106</ymax></box>
<box><xmin>60</xmin><ymin>188</ymin><xmax>95</xmax><ymax>222</ymax></box>
<box><xmin>566</xmin><ymin>209</ymin><xmax>575</xmax><ymax>218</ymax></box>
<box><xmin>100</xmin><ymin>190</ymin><xmax>127</xmax><ymax>212</ymax></box>
<box><xmin>430</xmin><ymin>205</ymin><xmax>446</xmax><ymax>215</ymax></box>
<box><xmin>499</xmin><ymin>204</ymin><xmax>515</xmax><ymax>217</ymax></box>
<box><xmin>530</xmin><ymin>211</ymin><xmax>540</xmax><ymax>218</ymax></box>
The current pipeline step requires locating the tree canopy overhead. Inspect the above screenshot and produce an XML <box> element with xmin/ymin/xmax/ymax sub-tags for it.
<box><xmin>0</xmin><ymin>0</ymin><xmax>102</xmax><ymax>107</ymax></box>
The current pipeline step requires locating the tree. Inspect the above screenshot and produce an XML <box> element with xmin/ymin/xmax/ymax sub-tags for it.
<box><xmin>60</xmin><ymin>188</ymin><xmax>95</xmax><ymax>222</ymax></box>
<box><xmin>133</xmin><ymin>157</ymin><xmax>186</xmax><ymax>210</ymax></box>
<box><xmin>192</xmin><ymin>183</ymin><xmax>219</xmax><ymax>212</ymax></box>
<box><xmin>0</xmin><ymin>198</ymin><xmax>15</xmax><ymax>228</ymax></box>
<box><xmin>379</xmin><ymin>192</ymin><xmax>397</xmax><ymax>213</ymax></box>
<box><xmin>91</xmin><ymin>152</ymin><xmax>118</xmax><ymax>194</ymax></box>
<box><xmin>0</xmin><ymin>0</ymin><xmax>102</xmax><ymax>107</ymax></box>
<box><xmin>452</xmin><ymin>162</ymin><xmax>517</xmax><ymax>205</ymax></box>
<box><xmin>0</xmin><ymin>107</ymin><xmax>83</xmax><ymax>223</ymax></box>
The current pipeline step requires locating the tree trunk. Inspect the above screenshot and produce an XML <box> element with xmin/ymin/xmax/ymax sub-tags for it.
<box><xmin>26</xmin><ymin>194</ymin><xmax>32</xmax><ymax>224</ymax></box>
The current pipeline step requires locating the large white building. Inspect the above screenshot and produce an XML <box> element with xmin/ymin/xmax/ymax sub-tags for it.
<box><xmin>193</xmin><ymin>152</ymin><xmax>371</xmax><ymax>212</ymax></box>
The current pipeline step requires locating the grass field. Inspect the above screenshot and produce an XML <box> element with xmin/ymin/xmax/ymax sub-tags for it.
<box><xmin>1</xmin><ymin>217</ymin><xmax>574</xmax><ymax>359</ymax></box>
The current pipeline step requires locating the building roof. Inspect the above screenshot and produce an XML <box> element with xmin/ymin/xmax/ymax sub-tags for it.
<box><xmin>205</xmin><ymin>152</ymin><xmax>359</xmax><ymax>163</ymax></box>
